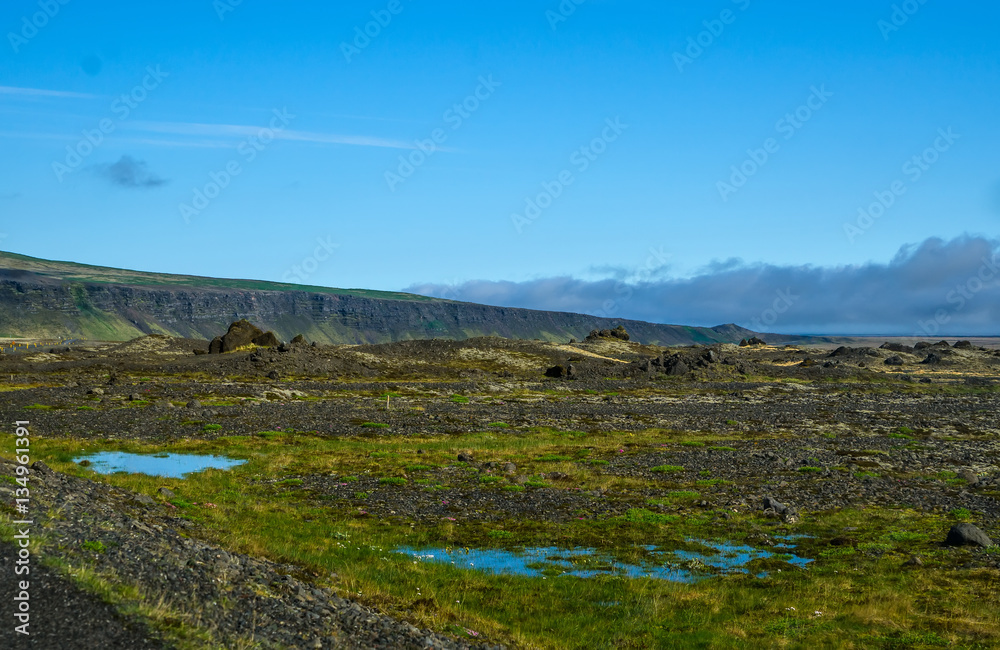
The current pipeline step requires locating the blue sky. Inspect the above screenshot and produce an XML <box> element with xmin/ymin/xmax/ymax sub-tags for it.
<box><xmin>1</xmin><ymin>1</ymin><xmax>998</xmax><ymax>334</ymax></box>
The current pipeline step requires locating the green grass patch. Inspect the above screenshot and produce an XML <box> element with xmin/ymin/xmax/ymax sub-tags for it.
<box><xmin>650</xmin><ymin>465</ymin><xmax>684</xmax><ymax>474</ymax></box>
<box><xmin>81</xmin><ymin>540</ymin><xmax>106</xmax><ymax>553</ymax></box>
<box><xmin>536</xmin><ymin>454</ymin><xmax>572</xmax><ymax>462</ymax></box>
<box><xmin>622</xmin><ymin>508</ymin><xmax>680</xmax><ymax>525</ymax></box>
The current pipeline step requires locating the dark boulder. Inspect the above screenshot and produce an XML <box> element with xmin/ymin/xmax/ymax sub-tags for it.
<box><xmin>585</xmin><ymin>325</ymin><xmax>630</xmax><ymax>342</ymax></box>
<box><xmin>251</xmin><ymin>330</ymin><xmax>280</xmax><ymax>348</ymax></box>
<box><xmin>944</xmin><ymin>523</ymin><xmax>993</xmax><ymax>547</ymax></box>
<box><xmin>208</xmin><ymin>320</ymin><xmax>281</xmax><ymax>353</ymax></box>
<box><xmin>829</xmin><ymin>346</ymin><xmax>852</xmax><ymax>357</ymax></box>
<box><xmin>884</xmin><ymin>355</ymin><xmax>905</xmax><ymax>366</ymax></box>
<box><xmin>762</xmin><ymin>496</ymin><xmax>790</xmax><ymax>515</ymax></box>
<box><xmin>291</xmin><ymin>334</ymin><xmax>307</xmax><ymax>345</ymax></box>
<box><xmin>921</xmin><ymin>353</ymin><xmax>942</xmax><ymax>365</ymax></box>
<box><xmin>667</xmin><ymin>360</ymin><xmax>690</xmax><ymax>376</ymax></box>
<box><xmin>953</xmin><ymin>340</ymin><xmax>973</xmax><ymax>349</ymax></box>
<box><xmin>880</xmin><ymin>342</ymin><xmax>914</xmax><ymax>354</ymax></box>
<box><xmin>545</xmin><ymin>365</ymin><xmax>567</xmax><ymax>378</ymax></box>
<box><xmin>30</xmin><ymin>461</ymin><xmax>53</xmax><ymax>475</ymax></box>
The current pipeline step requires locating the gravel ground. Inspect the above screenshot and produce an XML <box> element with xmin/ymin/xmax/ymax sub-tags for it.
<box><xmin>0</xmin><ymin>541</ymin><xmax>170</xmax><ymax>649</ymax></box>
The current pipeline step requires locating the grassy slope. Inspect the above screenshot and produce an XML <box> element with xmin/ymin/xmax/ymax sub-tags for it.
<box><xmin>0</xmin><ymin>250</ymin><xmax>433</xmax><ymax>302</ymax></box>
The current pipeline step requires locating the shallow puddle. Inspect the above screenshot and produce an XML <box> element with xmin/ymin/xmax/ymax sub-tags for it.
<box><xmin>397</xmin><ymin>540</ymin><xmax>812</xmax><ymax>582</ymax></box>
<box><xmin>74</xmin><ymin>451</ymin><xmax>246</xmax><ymax>478</ymax></box>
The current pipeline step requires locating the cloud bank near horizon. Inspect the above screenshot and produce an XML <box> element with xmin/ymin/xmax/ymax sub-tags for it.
<box><xmin>406</xmin><ymin>236</ymin><xmax>1000</xmax><ymax>336</ymax></box>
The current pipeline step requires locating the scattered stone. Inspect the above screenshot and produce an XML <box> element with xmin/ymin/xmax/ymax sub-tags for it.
<box><xmin>762</xmin><ymin>496</ymin><xmax>790</xmax><ymax>515</ymax></box>
<box><xmin>944</xmin><ymin>523</ymin><xmax>993</xmax><ymax>547</ymax></box>
<box><xmin>157</xmin><ymin>487</ymin><xmax>176</xmax><ymax>499</ymax></box>
<box><xmin>30</xmin><ymin>460</ymin><xmax>53</xmax><ymax>475</ymax></box>
<box><xmin>884</xmin><ymin>355</ymin><xmax>904</xmax><ymax>366</ymax></box>
<box><xmin>457</xmin><ymin>452</ymin><xmax>475</xmax><ymax>463</ymax></box>
<box><xmin>186</xmin><ymin>400</ymin><xmax>201</xmax><ymax>409</ymax></box>
<box><xmin>87</xmin><ymin>387</ymin><xmax>105</xmax><ymax>395</ymax></box>
<box><xmin>959</xmin><ymin>470</ymin><xmax>980</xmax><ymax>487</ymax></box>
<box><xmin>953</xmin><ymin>340</ymin><xmax>973</xmax><ymax>349</ymax></box>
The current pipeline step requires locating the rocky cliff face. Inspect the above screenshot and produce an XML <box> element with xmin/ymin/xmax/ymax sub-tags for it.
<box><xmin>0</xmin><ymin>258</ymin><xmax>758</xmax><ymax>345</ymax></box>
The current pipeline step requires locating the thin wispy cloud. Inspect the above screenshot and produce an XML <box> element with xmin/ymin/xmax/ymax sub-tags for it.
<box><xmin>407</xmin><ymin>236</ymin><xmax>1000</xmax><ymax>337</ymax></box>
<box><xmin>0</xmin><ymin>86</ymin><xmax>97</xmax><ymax>99</ymax></box>
<box><xmin>127</xmin><ymin>120</ymin><xmax>421</xmax><ymax>150</ymax></box>
<box><xmin>90</xmin><ymin>156</ymin><xmax>168</xmax><ymax>189</ymax></box>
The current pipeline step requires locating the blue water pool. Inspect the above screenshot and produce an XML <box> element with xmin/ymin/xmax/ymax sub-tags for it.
<box><xmin>74</xmin><ymin>451</ymin><xmax>246</xmax><ymax>478</ymax></box>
